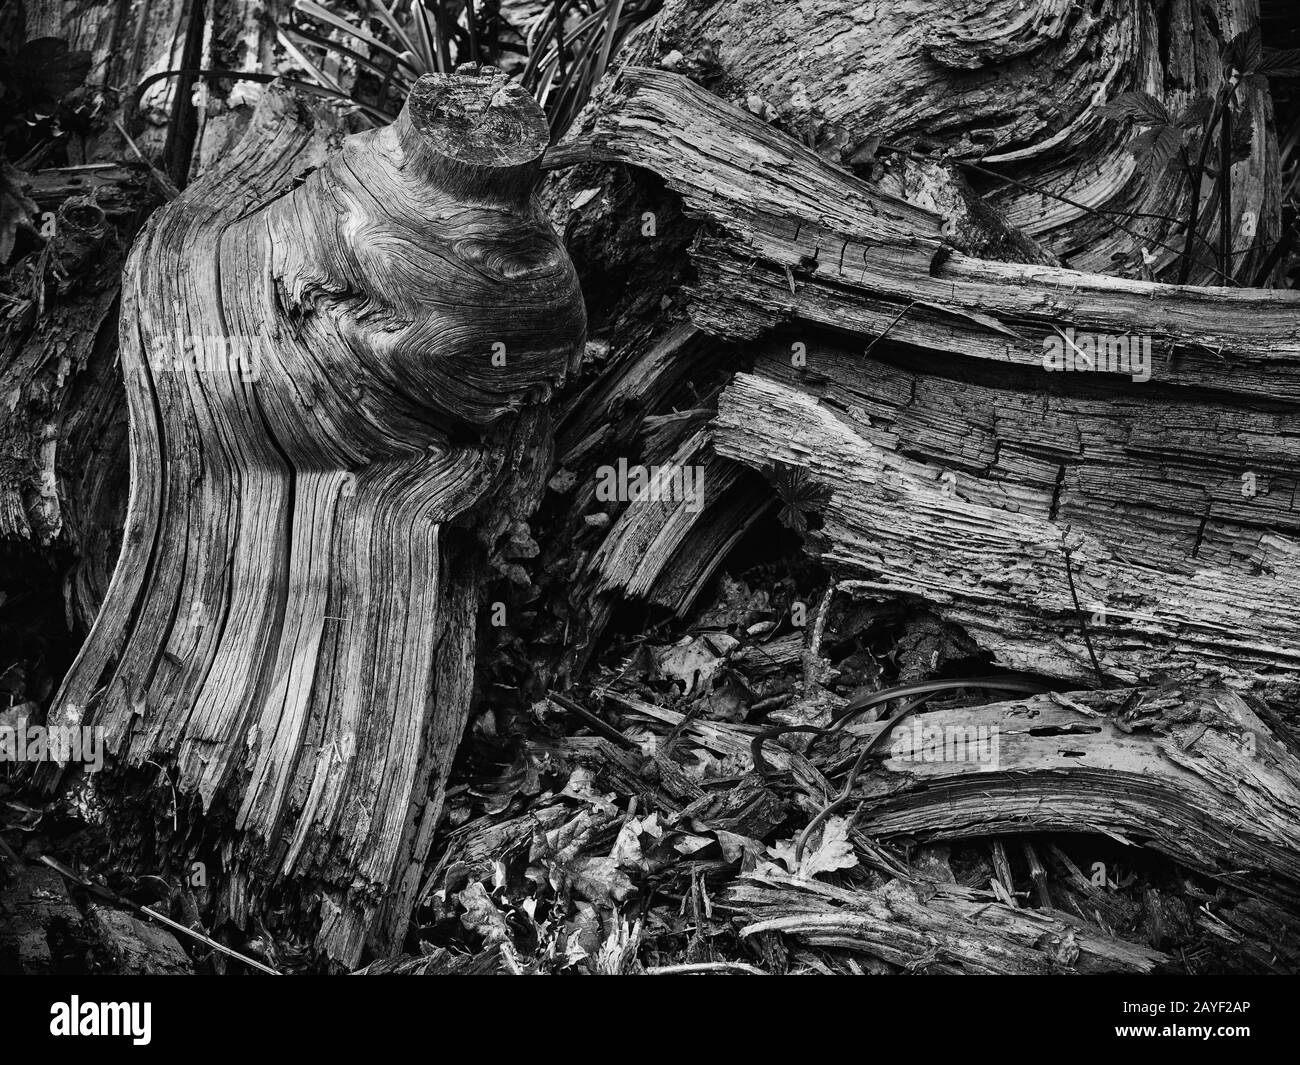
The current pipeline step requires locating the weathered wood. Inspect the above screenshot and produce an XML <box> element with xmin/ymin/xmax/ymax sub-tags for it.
<box><xmin>730</xmin><ymin>874</ymin><xmax>1169</xmax><ymax>974</ymax></box>
<box><xmin>517</xmin><ymin>4</ymin><xmax>1299</xmax><ymax>710</ymax></box>
<box><xmin>44</xmin><ymin>71</ymin><xmax>585</xmax><ymax>965</ymax></box>
<box><xmin>623</xmin><ymin>0</ymin><xmax>1277</xmax><ymax>284</ymax></box>
<box><xmin>713</xmin><ymin>370</ymin><xmax>1300</xmax><ymax>697</ymax></box>
<box><xmin>573</xmin><ymin>68</ymin><xmax>1300</xmax><ymax>402</ymax></box>
<box><xmin>614</xmin><ymin>681</ymin><xmax>1300</xmax><ymax>915</ymax></box>
<box><xmin>535</xmin><ymin>68</ymin><xmax>1300</xmax><ymax>701</ymax></box>
<box><xmin>2</xmin><ymin>0</ymin><xmax>283</xmax><ymax>631</ymax></box>
<box><xmin>839</xmin><ymin>687</ymin><xmax>1300</xmax><ymax>908</ymax></box>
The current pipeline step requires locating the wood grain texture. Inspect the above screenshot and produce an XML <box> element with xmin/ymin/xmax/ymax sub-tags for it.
<box><xmin>574</xmin><ymin>68</ymin><xmax>1300</xmax><ymax>403</ymax></box>
<box><xmin>619</xmin><ymin>684</ymin><xmax>1300</xmax><ymax>919</ymax></box>
<box><xmin>45</xmin><ymin>71</ymin><xmax>585</xmax><ymax>965</ymax></box>
<box><xmin>623</xmin><ymin>0</ymin><xmax>1277</xmax><ymax>284</ymax></box>
<box><xmin>847</xmin><ymin>686</ymin><xmax>1300</xmax><ymax>909</ymax></box>
<box><xmin>552</xmin><ymin>67</ymin><xmax>1300</xmax><ymax>701</ymax></box>
<box><xmin>732</xmin><ymin>875</ymin><xmax>1168</xmax><ymax>974</ymax></box>
<box><xmin>715</xmin><ymin>371</ymin><xmax>1300</xmax><ymax>697</ymax></box>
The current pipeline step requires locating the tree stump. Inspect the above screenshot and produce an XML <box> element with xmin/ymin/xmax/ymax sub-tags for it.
<box><xmin>45</xmin><ymin>69</ymin><xmax>585</xmax><ymax>966</ymax></box>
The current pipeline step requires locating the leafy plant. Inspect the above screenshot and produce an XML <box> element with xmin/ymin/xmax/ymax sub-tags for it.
<box><xmin>276</xmin><ymin>0</ymin><xmax>658</xmax><ymax>137</ymax></box>
<box><xmin>767</xmin><ymin>461</ymin><xmax>832</xmax><ymax>535</ymax></box>
<box><xmin>0</xmin><ymin>35</ymin><xmax>94</xmax><ymax>165</ymax></box>
<box><xmin>0</xmin><ymin>31</ymin><xmax>94</xmax><ymax>263</ymax></box>
<box><xmin>1098</xmin><ymin>26</ymin><xmax>1300</xmax><ymax>286</ymax></box>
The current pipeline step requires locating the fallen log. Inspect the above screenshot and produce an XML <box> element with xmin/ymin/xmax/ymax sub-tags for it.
<box><xmin>822</xmin><ymin>686</ymin><xmax>1300</xmax><ymax>909</ymax></box>
<box><xmin>546</xmin><ymin>68</ymin><xmax>1300</xmax><ymax>702</ymax></box>
<box><xmin>622</xmin><ymin>0</ymin><xmax>1277</xmax><ymax>283</ymax></box>
<box><xmin>730</xmin><ymin>874</ymin><xmax>1168</xmax><ymax>974</ymax></box>
<box><xmin>43</xmin><ymin>70</ymin><xmax>586</xmax><ymax>965</ymax></box>
<box><xmin>572</xmin><ymin>69</ymin><xmax>1300</xmax><ymax>402</ymax></box>
<box><xmin>607</xmin><ymin>681</ymin><xmax>1300</xmax><ymax>910</ymax></box>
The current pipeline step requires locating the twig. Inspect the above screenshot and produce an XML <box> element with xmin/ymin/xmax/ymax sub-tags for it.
<box><xmin>750</xmin><ymin>675</ymin><xmax>1051</xmax><ymax>778</ymax></box>
<box><xmin>862</xmin><ymin>301</ymin><xmax>919</xmax><ymax>357</ymax></box>
<box><xmin>1062</xmin><ymin>544</ymin><xmax>1108</xmax><ymax>688</ymax></box>
<box><xmin>38</xmin><ymin>855</ymin><xmax>281</xmax><ymax>975</ymax></box>
<box><xmin>112</xmin><ymin>119</ymin><xmax>180</xmax><ymax>201</ymax></box>
<box><xmin>646</xmin><ymin>961</ymin><xmax>767</xmax><ymax>975</ymax></box>
<box><xmin>793</xmin><ymin>694</ymin><xmax>930</xmax><ymax>866</ymax></box>
<box><xmin>548</xmin><ymin>690</ymin><xmax>640</xmax><ymax>750</ymax></box>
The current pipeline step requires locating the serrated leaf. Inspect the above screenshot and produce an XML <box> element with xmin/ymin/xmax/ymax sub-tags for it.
<box><xmin>1096</xmin><ymin>91</ymin><xmax>1169</xmax><ymax>126</ymax></box>
<box><xmin>1175</xmin><ymin>96</ymin><xmax>1214</xmax><ymax>129</ymax></box>
<box><xmin>1258</xmin><ymin>49</ymin><xmax>1300</xmax><ymax>78</ymax></box>
<box><xmin>1222</xmin><ymin>28</ymin><xmax>1263</xmax><ymax>76</ymax></box>
<box><xmin>769</xmin><ymin>461</ymin><xmax>832</xmax><ymax>532</ymax></box>
<box><xmin>1129</xmin><ymin>124</ymin><xmax>1182</xmax><ymax>175</ymax></box>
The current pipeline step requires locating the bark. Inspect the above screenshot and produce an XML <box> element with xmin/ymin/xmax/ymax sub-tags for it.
<box><xmin>42</xmin><ymin>71</ymin><xmax>585</xmax><ymax>966</ymax></box>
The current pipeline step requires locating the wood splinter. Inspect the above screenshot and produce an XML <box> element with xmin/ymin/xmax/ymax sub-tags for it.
<box><xmin>45</xmin><ymin>68</ymin><xmax>585</xmax><ymax>966</ymax></box>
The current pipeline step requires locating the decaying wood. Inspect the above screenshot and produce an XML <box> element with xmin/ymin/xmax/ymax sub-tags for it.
<box><xmin>623</xmin><ymin>0</ymin><xmax>1277</xmax><ymax>283</ymax></box>
<box><xmin>715</xmin><ymin>371</ymin><xmax>1300</xmax><ymax>695</ymax></box>
<box><xmin>43</xmin><ymin>71</ymin><xmax>585</xmax><ymax>965</ymax></box>
<box><xmin>10</xmin><ymin>0</ymin><xmax>1300</xmax><ymax>975</ymax></box>
<box><xmin>522</xmin><ymin>2</ymin><xmax>1299</xmax><ymax>696</ymax></box>
<box><xmin>599</xmin><ymin>679</ymin><xmax>1300</xmax><ymax>963</ymax></box>
<box><xmin>3</xmin><ymin>0</ymin><xmax>284</xmax><ymax>630</ymax></box>
<box><xmin>836</xmin><ymin>686</ymin><xmax>1300</xmax><ymax>909</ymax></box>
<box><xmin>730</xmin><ymin>875</ymin><xmax>1168</xmax><ymax>974</ymax></box>
<box><xmin>539</xmin><ymin>68</ymin><xmax>1300</xmax><ymax>702</ymax></box>
<box><xmin>614</xmin><ymin>682</ymin><xmax>1300</xmax><ymax>912</ymax></box>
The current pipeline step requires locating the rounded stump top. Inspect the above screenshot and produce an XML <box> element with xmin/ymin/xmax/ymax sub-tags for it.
<box><xmin>401</xmin><ymin>68</ymin><xmax>550</xmax><ymax>174</ymax></box>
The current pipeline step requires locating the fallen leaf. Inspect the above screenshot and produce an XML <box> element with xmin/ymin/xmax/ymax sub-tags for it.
<box><xmin>457</xmin><ymin>882</ymin><xmax>511</xmax><ymax>948</ymax></box>
<box><xmin>768</xmin><ymin>817</ymin><xmax>859</xmax><ymax>878</ymax></box>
